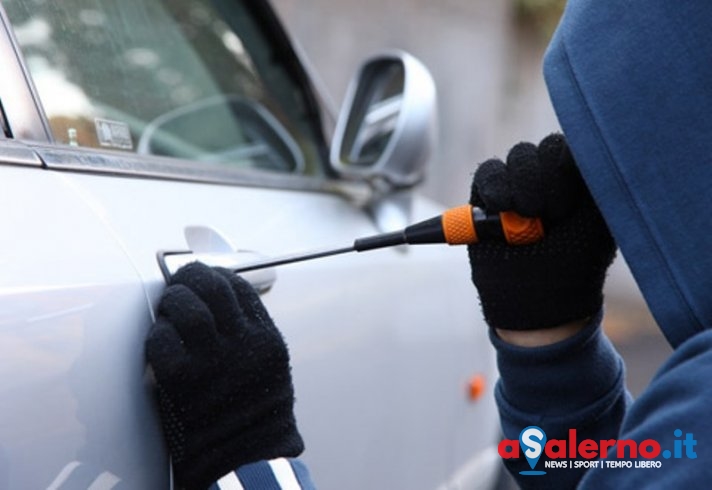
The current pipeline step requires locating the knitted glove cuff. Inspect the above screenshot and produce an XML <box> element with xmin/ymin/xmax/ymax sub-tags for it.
<box><xmin>473</xmin><ymin>255</ymin><xmax>607</xmax><ymax>329</ymax></box>
<box><xmin>173</xmin><ymin>406</ymin><xmax>304</xmax><ymax>490</ymax></box>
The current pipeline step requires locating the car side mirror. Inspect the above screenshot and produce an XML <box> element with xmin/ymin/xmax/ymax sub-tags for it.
<box><xmin>330</xmin><ymin>51</ymin><xmax>437</xmax><ymax>189</ymax></box>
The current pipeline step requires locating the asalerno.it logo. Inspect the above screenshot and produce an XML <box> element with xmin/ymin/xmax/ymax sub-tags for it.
<box><xmin>500</xmin><ymin>426</ymin><xmax>697</xmax><ymax>475</ymax></box>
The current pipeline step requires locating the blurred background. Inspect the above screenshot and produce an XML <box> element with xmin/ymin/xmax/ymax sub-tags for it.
<box><xmin>272</xmin><ymin>0</ymin><xmax>670</xmax><ymax>396</ymax></box>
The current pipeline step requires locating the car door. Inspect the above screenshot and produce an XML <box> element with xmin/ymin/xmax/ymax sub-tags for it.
<box><xmin>0</xmin><ymin>1</ymin><xmax>499</xmax><ymax>489</ymax></box>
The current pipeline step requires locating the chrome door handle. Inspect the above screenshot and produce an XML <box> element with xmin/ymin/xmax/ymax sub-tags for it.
<box><xmin>157</xmin><ymin>250</ymin><xmax>277</xmax><ymax>294</ymax></box>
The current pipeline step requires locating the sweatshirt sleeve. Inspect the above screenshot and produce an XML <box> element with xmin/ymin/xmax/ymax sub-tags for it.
<box><xmin>577</xmin><ymin>329</ymin><xmax>712</xmax><ymax>489</ymax></box>
<box><xmin>208</xmin><ymin>458</ymin><xmax>316</xmax><ymax>490</ymax></box>
<box><xmin>491</xmin><ymin>310</ymin><xmax>631</xmax><ymax>489</ymax></box>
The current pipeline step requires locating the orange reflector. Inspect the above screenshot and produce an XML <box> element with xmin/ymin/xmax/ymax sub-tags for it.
<box><xmin>468</xmin><ymin>374</ymin><xmax>486</xmax><ymax>401</ymax></box>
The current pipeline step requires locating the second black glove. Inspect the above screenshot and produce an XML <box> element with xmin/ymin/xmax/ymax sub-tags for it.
<box><xmin>468</xmin><ymin>133</ymin><xmax>616</xmax><ymax>330</ymax></box>
<box><xmin>146</xmin><ymin>262</ymin><xmax>304</xmax><ymax>490</ymax></box>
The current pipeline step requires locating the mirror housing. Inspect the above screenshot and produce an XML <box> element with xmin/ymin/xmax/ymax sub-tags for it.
<box><xmin>330</xmin><ymin>51</ymin><xmax>437</xmax><ymax>189</ymax></box>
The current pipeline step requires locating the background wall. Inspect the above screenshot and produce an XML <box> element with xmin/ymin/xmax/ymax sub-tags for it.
<box><xmin>271</xmin><ymin>0</ymin><xmax>670</xmax><ymax>395</ymax></box>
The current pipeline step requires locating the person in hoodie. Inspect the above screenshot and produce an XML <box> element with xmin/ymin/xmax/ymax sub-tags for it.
<box><xmin>486</xmin><ymin>1</ymin><xmax>712</xmax><ymax>488</ymax></box>
<box><xmin>145</xmin><ymin>1</ymin><xmax>712</xmax><ymax>488</ymax></box>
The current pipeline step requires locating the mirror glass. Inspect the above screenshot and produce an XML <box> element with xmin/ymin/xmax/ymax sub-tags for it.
<box><xmin>338</xmin><ymin>60</ymin><xmax>405</xmax><ymax>168</ymax></box>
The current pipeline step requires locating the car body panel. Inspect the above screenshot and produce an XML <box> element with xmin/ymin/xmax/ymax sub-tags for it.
<box><xmin>0</xmin><ymin>164</ymin><xmax>165</xmax><ymax>488</ymax></box>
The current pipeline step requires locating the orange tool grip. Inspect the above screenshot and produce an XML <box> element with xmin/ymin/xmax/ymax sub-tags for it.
<box><xmin>442</xmin><ymin>205</ymin><xmax>478</xmax><ymax>244</ymax></box>
<box><xmin>441</xmin><ymin>205</ymin><xmax>544</xmax><ymax>245</ymax></box>
<box><xmin>499</xmin><ymin>210</ymin><xmax>544</xmax><ymax>245</ymax></box>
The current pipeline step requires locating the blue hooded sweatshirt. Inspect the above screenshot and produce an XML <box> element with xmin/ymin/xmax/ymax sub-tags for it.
<box><xmin>490</xmin><ymin>1</ymin><xmax>712</xmax><ymax>488</ymax></box>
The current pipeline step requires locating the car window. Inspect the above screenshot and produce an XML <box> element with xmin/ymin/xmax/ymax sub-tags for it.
<box><xmin>2</xmin><ymin>0</ymin><xmax>326</xmax><ymax>175</ymax></box>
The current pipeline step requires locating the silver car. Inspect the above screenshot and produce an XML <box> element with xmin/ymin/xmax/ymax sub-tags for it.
<box><xmin>0</xmin><ymin>0</ymin><xmax>500</xmax><ymax>488</ymax></box>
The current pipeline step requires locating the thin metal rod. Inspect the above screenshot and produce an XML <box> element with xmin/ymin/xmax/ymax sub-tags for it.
<box><xmin>233</xmin><ymin>245</ymin><xmax>356</xmax><ymax>273</ymax></box>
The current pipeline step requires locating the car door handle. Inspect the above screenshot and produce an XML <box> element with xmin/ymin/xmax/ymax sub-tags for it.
<box><xmin>157</xmin><ymin>250</ymin><xmax>277</xmax><ymax>294</ymax></box>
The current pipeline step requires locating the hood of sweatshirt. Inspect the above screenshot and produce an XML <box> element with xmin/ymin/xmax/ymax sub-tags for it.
<box><xmin>543</xmin><ymin>0</ymin><xmax>712</xmax><ymax>348</ymax></box>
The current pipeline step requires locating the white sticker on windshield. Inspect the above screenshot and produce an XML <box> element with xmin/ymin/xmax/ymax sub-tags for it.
<box><xmin>95</xmin><ymin>118</ymin><xmax>133</xmax><ymax>150</ymax></box>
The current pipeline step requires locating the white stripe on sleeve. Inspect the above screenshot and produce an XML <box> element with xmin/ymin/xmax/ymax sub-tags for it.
<box><xmin>217</xmin><ymin>471</ymin><xmax>246</xmax><ymax>490</ymax></box>
<box><xmin>268</xmin><ymin>458</ymin><xmax>302</xmax><ymax>490</ymax></box>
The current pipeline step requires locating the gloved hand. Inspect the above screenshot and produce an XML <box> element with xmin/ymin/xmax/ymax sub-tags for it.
<box><xmin>145</xmin><ymin>262</ymin><xmax>304</xmax><ymax>490</ymax></box>
<box><xmin>468</xmin><ymin>133</ymin><xmax>616</xmax><ymax>330</ymax></box>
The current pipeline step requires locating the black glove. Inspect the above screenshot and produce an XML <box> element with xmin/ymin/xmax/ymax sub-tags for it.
<box><xmin>468</xmin><ymin>133</ymin><xmax>616</xmax><ymax>330</ymax></box>
<box><xmin>145</xmin><ymin>262</ymin><xmax>304</xmax><ymax>490</ymax></box>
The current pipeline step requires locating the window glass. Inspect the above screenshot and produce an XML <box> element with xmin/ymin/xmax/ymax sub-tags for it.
<box><xmin>2</xmin><ymin>0</ymin><xmax>326</xmax><ymax>175</ymax></box>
